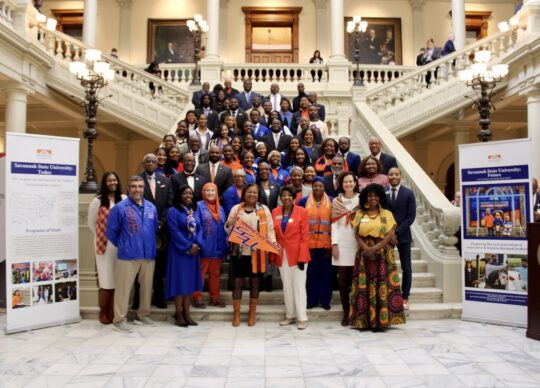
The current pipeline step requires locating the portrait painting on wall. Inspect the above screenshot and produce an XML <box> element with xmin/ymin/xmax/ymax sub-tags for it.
<box><xmin>147</xmin><ymin>19</ymin><xmax>195</xmax><ymax>64</ymax></box>
<box><xmin>344</xmin><ymin>17</ymin><xmax>402</xmax><ymax>65</ymax></box>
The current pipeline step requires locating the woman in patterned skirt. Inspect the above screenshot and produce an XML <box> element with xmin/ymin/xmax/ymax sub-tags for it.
<box><xmin>349</xmin><ymin>183</ymin><xmax>405</xmax><ymax>331</ymax></box>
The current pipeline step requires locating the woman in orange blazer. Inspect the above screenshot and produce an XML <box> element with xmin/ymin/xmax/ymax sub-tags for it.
<box><xmin>271</xmin><ymin>185</ymin><xmax>311</xmax><ymax>330</ymax></box>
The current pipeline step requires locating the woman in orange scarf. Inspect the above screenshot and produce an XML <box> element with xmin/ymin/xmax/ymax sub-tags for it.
<box><xmin>225</xmin><ymin>183</ymin><xmax>277</xmax><ymax>327</ymax></box>
<box><xmin>297</xmin><ymin>177</ymin><xmax>334</xmax><ymax>310</ymax></box>
<box><xmin>193</xmin><ymin>183</ymin><xmax>229</xmax><ymax>308</ymax></box>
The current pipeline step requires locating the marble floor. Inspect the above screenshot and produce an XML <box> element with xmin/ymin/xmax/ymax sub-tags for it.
<box><xmin>0</xmin><ymin>315</ymin><xmax>540</xmax><ymax>388</ymax></box>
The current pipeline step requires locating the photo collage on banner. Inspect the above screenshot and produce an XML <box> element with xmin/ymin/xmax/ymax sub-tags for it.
<box><xmin>459</xmin><ymin>139</ymin><xmax>532</xmax><ymax>327</ymax></box>
<box><xmin>3</xmin><ymin>133</ymin><xmax>80</xmax><ymax>334</ymax></box>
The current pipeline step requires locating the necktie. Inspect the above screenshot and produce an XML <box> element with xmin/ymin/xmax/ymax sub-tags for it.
<box><xmin>210</xmin><ymin>164</ymin><xmax>217</xmax><ymax>182</ymax></box>
<box><xmin>149</xmin><ymin>175</ymin><xmax>156</xmax><ymax>198</ymax></box>
<box><xmin>391</xmin><ymin>188</ymin><xmax>396</xmax><ymax>203</ymax></box>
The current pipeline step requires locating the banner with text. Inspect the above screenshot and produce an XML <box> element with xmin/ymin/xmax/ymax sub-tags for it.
<box><xmin>4</xmin><ymin>133</ymin><xmax>80</xmax><ymax>334</ymax></box>
<box><xmin>459</xmin><ymin>138</ymin><xmax>531</xmax><ymax>327</ymax></box>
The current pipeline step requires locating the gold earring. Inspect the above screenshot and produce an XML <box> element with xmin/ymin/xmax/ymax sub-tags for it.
<box><xmin>364</xmin><ymin>203</ymin><xmax>369</xmax><ymax>209</ymax></box>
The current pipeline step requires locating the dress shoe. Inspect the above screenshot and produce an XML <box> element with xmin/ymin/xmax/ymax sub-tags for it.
<box><xmin>210</xmin><ymin>299</ymin><xmax>226</xmax><ymax>307</ymax></box>
<box><xmin>193</xmin><ymin>300</ymin><xmax>206</xmax><ymax>309</ymax></box>
<box><xmin>321</xmin><ymin>304</ymin><xmax>331</xmax><ymax>311</ymax></box>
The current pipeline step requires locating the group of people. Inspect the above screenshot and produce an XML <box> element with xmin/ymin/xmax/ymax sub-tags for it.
<box><xmin>88</xmin><ymin>80</ymin><xmax>417</xmax><ymax>333</ymax></box>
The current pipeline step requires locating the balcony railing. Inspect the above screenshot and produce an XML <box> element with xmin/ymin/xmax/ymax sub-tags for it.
<box><xmin>0</xmin><ymin>0</ymin><xmax>17</xmax><ymax>27</ymax></box>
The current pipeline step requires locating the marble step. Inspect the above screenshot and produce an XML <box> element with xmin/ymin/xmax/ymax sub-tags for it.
<box><xmin>81</xmin><ymin>302</ymin><xmax>461</xmax><ymax>322</ymax></box>
<box><xmin>217</xmin><ymin>271</ymin><xmax>435</xmax><ymax>289</ymax></box>
<box><xmin>193</xmin><ymin>287</ymin><xmax>443</xmax><ymax>305</ymax></box>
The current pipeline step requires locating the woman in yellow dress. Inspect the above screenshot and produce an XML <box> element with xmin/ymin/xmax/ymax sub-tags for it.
<box><xmin>350</xmin><ymin>183</ymin><xmax>405</xmax><ymax>331</ymax></box>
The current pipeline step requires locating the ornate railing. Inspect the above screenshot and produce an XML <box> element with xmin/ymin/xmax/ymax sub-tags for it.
<box><xmin>348</xmin><ymin>64</ymin><xmax>417</xmax><ymax>86</ymax></box>
<box><xmin>0</xmin><ymin>0</ymin><xmax>17</xmax><ymax>27</ymax></box>
<box><xmin>35</xmin><ymin>25</ymin><xmax>190</xmax><ymax>111</ymax></box>
<box><xmin>353</xmin><ymin>102</ymin><xmax>461</xmax><ymax>258</ymax></box>
<box><xmin>366</xmin><ymin>28</ymin><xmax>518</xmax><ymax>108</ymax></box>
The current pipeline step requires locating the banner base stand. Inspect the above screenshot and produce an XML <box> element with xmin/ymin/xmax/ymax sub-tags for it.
<box><xmin>6</xmin><ymin>316</ymin><xmax>82</xmax><ymax>335</ymax></box>
<box><xmin>461</xmin><ymin>314</ymin><xmax>527</xmax><ymax>329</ymax></box>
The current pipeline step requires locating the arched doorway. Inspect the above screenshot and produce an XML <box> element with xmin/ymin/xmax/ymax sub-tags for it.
<box><xmin>445</xmin><ymin>162</ymin><xmax>455</xmax><ymax>201</ymax></box>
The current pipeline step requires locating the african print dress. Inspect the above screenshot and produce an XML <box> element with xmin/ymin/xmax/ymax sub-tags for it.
<box><xmin>349</xmin><ymin>209</ymin><xmax>405</xmax><ymax>329</ymax></box>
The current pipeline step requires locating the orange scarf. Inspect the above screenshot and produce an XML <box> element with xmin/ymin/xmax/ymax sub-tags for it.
<box><xmin>238</xmin><ymin>202</ymin><xmax>269</xmax><ymax>273</ymax></box>
<box><xmin>202</xmin><ymin>183</ymin><xmax>221</xmax><ymax>223</ymax></box>
<box><xmin>306</xmin><ymin>193</ymin><xmax>332</xmax><ymax>248</ymax></box>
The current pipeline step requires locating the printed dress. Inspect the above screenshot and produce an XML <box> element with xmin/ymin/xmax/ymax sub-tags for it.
<box><xmin>349</xmin><ymin>208</ymin><xmax>405</xmax><ymax>329</ymax></box>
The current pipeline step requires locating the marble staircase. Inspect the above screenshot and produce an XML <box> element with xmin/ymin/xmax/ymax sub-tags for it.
<box><xmin>81</xmin><ymin>246</ymin><xmax>462</xmax><ymax>324</ymax></box>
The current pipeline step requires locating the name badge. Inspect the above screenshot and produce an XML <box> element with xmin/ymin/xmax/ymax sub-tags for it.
<box><xmin>360</xmin><ymin>218</ymin><xmax>369</xmax><ymax>223</ymax></box>
<box><xmin>148</xmin><ymin>211</ymin><xmax>155</xmax><ymax>219</ymax></box>
<box><xmin>288</xmin><ymin>218</ymin><xmax>294</xmax><ymax>223</ymax></box>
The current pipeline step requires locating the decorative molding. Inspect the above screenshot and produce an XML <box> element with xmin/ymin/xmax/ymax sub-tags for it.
<box><xmin>313</xmin><ymin>0</ymin><xmax>327</xmax><ymax>10</ymax></box>
<box><xmin>410</xmin><ymin>0</ymin><xmax>424</xmax><ymax>12</ymax></box>
<box><xmin>116</xmin><ymin>0</ymin><xmax>133</xmax><ymax>10</ymax></box>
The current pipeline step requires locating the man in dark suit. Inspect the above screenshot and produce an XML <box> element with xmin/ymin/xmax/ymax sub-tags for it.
<box><xmin>223</xmin><ymin>79</ymin><xmax>239</xmax><ymax>100</ymax></box>
<box><xmin>323</xmin><ymin>156</ymin><xmax>345</xmax><ymax>197</ymax></box>
<box><xmin>338</xmin><ymin>137</ymin><xmax>361</xmax><ymax>176</ymax></box>
<box><xmin>259</xmin><ymin>100</ymin><xmax>273</xmax><ymax>127</ymax></box>
<box><xmin>263</xmin><ymin>119</ymin><xmax>292</xmax><ymax>152</ymax></box>
<box><xmin>187</xmin><ymin>135</ymin><xmax>209</xmax><ymax>168</ymax></box>
<box><xmin>292</xmin><ymin>82</ymin><xmax>307</xmax><ymax>112</ymax></box>
<box><xmin>191</xmin><ymin>82</ymin><xmax>212</xmax><ymax>110</ymax></box>
<box><xmin>219</xmin><ymin>97</ymin><xmax>246</xmax><ymax>129</ymax></box>
<box><xmin>137</xmin><ymin>153</ymin><xmax>172</xmax><ymax>309</ymax></box>
<box><xmin>161</xmin><ymin>42</ymin><xmax>179</xmax><ymax>63</ymax></box>
<box><xmin>196</xmin><ymin>146</ymin><xmax>233</xmax><ymax>197</ymax></box>
<box><xmin>307</xmin><ymin>92</ymin><xmax>326</xmax><ymax>121</ymax></box>
<box><xmin>292</xmin><ymin>96</ymin><xmax>310</xmax><ymax>130</ymax></box>
<box><xmin>363</xmin><ymin>29</ymin><xmax>381</xmax><ymax>64</ymax></box>
<box><xmin>257</xmin><ymin>161</ymin><xmax>280</xmax><ymax>210</ymax></box>
<box><xmin>368</xmin><ymin>136</ymin><xmax>398</xmax><ymax>174</ymax></box>
<box><xmin>387</xmin><ymin>167</ymin><xmax>416</xmax><ymax>310</ymax></box>
<box><xmin>170</xmin><ymin>153</ymin><xmax>207</xmax><ymax>203</ymax></box>
<box><xmin>235</xmin><ymin>79</ymin><xmax>262</xmax><ymax>111</ymax></box>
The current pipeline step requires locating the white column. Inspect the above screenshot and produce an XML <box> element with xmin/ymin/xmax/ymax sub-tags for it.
<box><xmin>451</xmin><ymin>0</ymin><xmax>466</xmax><ymax>50</ymax></box>
<box><xmin>313</xmin><ymin>0</ymin><xmax>329</xmax><ymax>58</ymax></box>
<box><xmin>329</xmin><ymin>0</ymin><xmax>345</xmax><ymax>60</ymax></box>
<box><xmin>83</xmin><ymin>0</ymin><xmax>98</xmax><ymax>47</ymax></box>
<box><xmin>205</xmin><ymin>0</ymin><xmax>220</xmax><ymax>60</ymax></box>
<box><xmin>410</xmin><ymin>0</ymin><xmax>425</xmax><ymax>55</ymax></box>
<box><xmin>117</xmin><ymin>0</ymin><xmax>132</xmax><ymax>62</ymax></box>
<box><xmin>4</xmin><ymin>85</ymin><xmax>29</xmax><ymax>133</ymax></box>
<box><xmin>527</xmin><ymin>90</ymin><xmax>540</xmax><ymax>180</ymax></box>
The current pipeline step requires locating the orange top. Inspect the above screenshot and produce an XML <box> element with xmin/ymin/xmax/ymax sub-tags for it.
<box><xmin>221</xmin><ymin>160</ymin><xmax>243</xmax><ymax>173</ymax></box>
<box><xmin>483</xmin><ymin>214</ymin><xmax>494</xmax><ymax>227</ymax></box>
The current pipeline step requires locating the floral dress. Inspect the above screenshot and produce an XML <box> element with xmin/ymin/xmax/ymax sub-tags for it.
<box><xmin>349</xmin><ymin>208</ymin><xmax>405</xmax><ymax>329</ymax></box>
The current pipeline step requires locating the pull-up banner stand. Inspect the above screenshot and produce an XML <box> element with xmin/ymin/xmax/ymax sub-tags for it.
<box><xmin>459</xmin><ymin>138</ymin><xmax>532</xmax><ymax>327</ymax></box>
<box><xmin>3</xmin><ymin>133</ymin><xmax>81</xmax><ymax>334</ymax></box>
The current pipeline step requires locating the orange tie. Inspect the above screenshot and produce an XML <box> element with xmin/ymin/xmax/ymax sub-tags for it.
<box><xmin>211</xmin><ymin>164</ymin><xmax>217</xmax><ymax>182</ymax></box>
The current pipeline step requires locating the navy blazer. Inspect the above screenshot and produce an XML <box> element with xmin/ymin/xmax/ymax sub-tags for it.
<box><xmin>323</xmin><ymin>174</ymin><xmax>340</xmax><ymax>198</ymax></box>
<box><xmin>169</xmin><ymin>171</ymin><xmax>207</xmax><ymax>203</ymax></box>
<box><xmin>387</xmin><ymin>185</ymin><xmax>416</xmax><ymax>244</ymax></box>
<box><xmin>222</xmin><ymin>185</ymin><xmax>242</xmax><ymax>217</ymax></box>
<box><xmin>235</xmin><ymin>91</ymin><xmax>262</xmax><ymax>111</ymax></box>
<box><xmin>378</xmin><ymin>152</ymin><xmax>398</xmax><ymax>175</ymax></box>
<box><xmin>344</xmin><ymin>152</ymin><xmax>361</xmax><ymax>176</ymax></box>
<box><xmin>195</xmin><ymin>162</ymin><xmax>233</xmax><ymax>198</ymax></box>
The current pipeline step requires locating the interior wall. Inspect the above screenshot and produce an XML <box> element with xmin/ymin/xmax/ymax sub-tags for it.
<box><xmin>422</xmin><ymin>2</ymin><xmax>515</xmax><ymax>50</ymax></box>
<box><xmin>39</xmin><ymin>0</ymin><xmax>515</xmax><ymax>66</ymax></box>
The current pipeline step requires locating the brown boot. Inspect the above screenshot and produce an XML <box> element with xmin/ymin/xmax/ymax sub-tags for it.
<box><xmin>107</xmin><ymin>289</ymin><xmax>115</xmax><ymax>323</ymax></box>
<box><xmin>232</xmin><ymin>299</ymin><xmax>241</xmax><ymax>327</ymax></box>
<box><xmin>247</xmin><ymin>298</ymin><xmax>258</xmax><ymax>327</ymax></box>
<box><xmin>98</xmin><ymin>289</ymin><xmax>111</xmax><ymax>324</ymax></box>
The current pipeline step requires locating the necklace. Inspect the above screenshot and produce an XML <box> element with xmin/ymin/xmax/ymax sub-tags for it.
<box><xmin>366</xmin><ymin>211</ymin><xmax>379</xmax><ymax>219</ymax></box>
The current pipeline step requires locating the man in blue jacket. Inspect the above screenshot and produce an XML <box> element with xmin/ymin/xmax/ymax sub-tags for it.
<box><xmin>386</xmin><ymin>167</ymin><xmax>416</xmax><ymax>310</ymax></box>
<box><xmin>106</xmin><ymin>175</ymin><xmax>159</xmax><ymax>333</ymax></box>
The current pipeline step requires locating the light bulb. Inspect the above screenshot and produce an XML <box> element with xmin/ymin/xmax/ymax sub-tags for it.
<box><xmin>194</xmin><ymin>14</ymin><xmax>202</xmax><ymax>22</ymax></box>
<box><xmin>85</xmin><ymin>49</ymin><xmax>102</xmax><ymax>62</ymax></box>
<box><xmin>103</xmin><ymin>69</ymin><xmax>115</xmax><ymax>81</ymax></box>
<box><xmin>69</xmin><ymin>61</ymin><xmax>86</xmax><ymax>76</ymax></box>
<box><xmin>93</xmin><ymin>61</ymin><xmax>110</xmax><ymax>74</ymax></box>
<box><xmin>459</xmin><ymin>69</ymin><xmax>473</xmax><ymax>82</ymax></box>
<box><xmin>353</xmin><ymin>15</ymin><xmax>361</xmax><ymax>23</ymax></box>
<box><xmin>36</xmin><ymin>13</ymin><xmax>47</xmax><ymax>23</ymax></box>
<box><xmin>45</xmin><ymin>18</ymin><xmax>57</xmax><ymax>31</ymax></box>
<box><xmin>498</xmin><ymin>22</ymin><xmax>510</xmax><ymax>32</ymax></box>
<box><xmin>509</xmin><ymin>16</ymin><xmax>519</xmax><ymax>27</ymax></box>
<box><xmin>474</xmin><ymin>50</ymin><xmax>491</xmax><ymax>64</ymax></box>
<box><xmin>360</xmin><ymin>21</ymin><xmax>368</xmax><ymax>32</ymax></box>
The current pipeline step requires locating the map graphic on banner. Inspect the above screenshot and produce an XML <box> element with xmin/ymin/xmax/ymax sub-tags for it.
<box><xmin>459</xmin><ymin>138</ymin><xmax>532</xmax><ymax>327</ymax></box>
<box><xmin>3</xmin><ymin>133</ymin><xmax>80</xmax><ymax>334</ymax></box>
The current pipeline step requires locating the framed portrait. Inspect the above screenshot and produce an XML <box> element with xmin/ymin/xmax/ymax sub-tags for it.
<box><xmin>147</xmin><ymin>19</ymin><xmax>195</xmax><ymax>64</ymax></box>
<box><xmin>344</xmin><ymin>17</ymin><xmax>402</xmax><ymax>65</ymax></box>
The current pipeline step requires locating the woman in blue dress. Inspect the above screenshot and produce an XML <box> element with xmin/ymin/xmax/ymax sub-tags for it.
<box><xmin>166</xmin><ymin>184</ymin><xmax>203</xmax><ymax>327</ymax></box>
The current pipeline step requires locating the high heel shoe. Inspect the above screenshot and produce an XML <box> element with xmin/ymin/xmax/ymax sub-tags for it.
<box><xmin>182</xmin><ymin>311</ymin><xmax>198</xmax><ymax>326</ymax></box>
<box><xmin>175</xmin><ymin>321</ymin><xmax>188</xmax><ymax>328</ymax></box>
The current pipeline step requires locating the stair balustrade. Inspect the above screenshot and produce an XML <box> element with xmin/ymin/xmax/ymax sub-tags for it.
<box><xmin>0</xmin><ymin>0</ymin><xmax>16</xmax><ymax>26</ymax></box>
<box><xmin>365</xmin><ymin>24</ymin><xmax>523</xmax><ymax>137</ymax></box>
<box><xmin>34</xmin><ymin>25</ymin><xmax>189</xmax><ymax>138</ymax></box>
